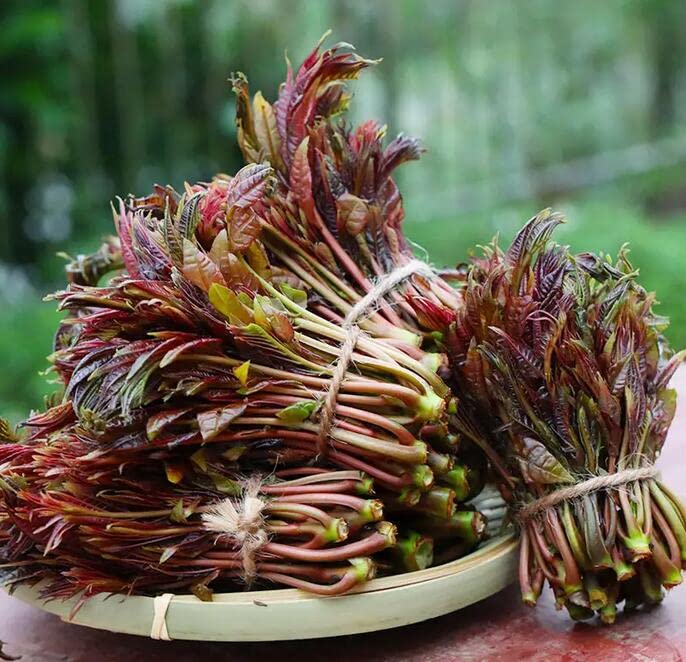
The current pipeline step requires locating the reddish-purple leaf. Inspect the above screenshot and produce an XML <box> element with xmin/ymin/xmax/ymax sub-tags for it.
<box><xmin>182</xmin><ymin>239</ymin><xmax>226</xmax><ymax>292</ymax></box>
<box><xmin>114</xmin><ymin>200</ymin><xmax>141</xmax><ymax>279</ymax></box>
<box><xmin>228</xmin><ymin>207</ymin><xmax>261</xmax><ymax>254</ymax></box>
<box><xmin>289</xmin><ymin>138</ymin><xmax>315</xmax><ymax>221</ymax></box>
<box><xmin>146</xmin><ymin>408</ymin><xmax>192</xmax><ymax>441</ymax></box>
<box><xmin>197</xmin><ymin>404</ymin><xmax>247</xmax><ymax>441</ymax></box>
<box><xmin>226</xmin><ymin>163</ymin><xmax>272</xmax><ymax>210</ymax></box>
<box><xmin>336</xmin><ymin>192</ymin><xmax>370</xmax><ymax>236</ymax></box>
<box><xmin>159</xmin><ymin>338</ymin><xmax>222</xmax><ymax>368</ymax></box>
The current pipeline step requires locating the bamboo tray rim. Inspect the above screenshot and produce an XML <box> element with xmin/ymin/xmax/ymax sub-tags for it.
<box><xmin>180</xmin><ymin>530</ymin><xmax>518</xmax><ymax>602</ymax></box>
<box><xmin>4</xmin><ymin>532</ymin><xmax>520</xmax><ymax>641</ymax></box>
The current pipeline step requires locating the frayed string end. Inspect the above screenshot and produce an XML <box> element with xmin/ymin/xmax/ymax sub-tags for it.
<box><xmin>201</xmin><ymin>475</ymin><xmax>267</xmax><ymax>582</ymax></box>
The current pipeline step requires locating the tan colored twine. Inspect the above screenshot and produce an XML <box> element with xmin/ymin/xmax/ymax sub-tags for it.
<box><xmin>201</xmin><ymin>475</ymin><xmax>267</xmax><ymax>582</ymax></box>
<box><xmin>516</xmin><ymin>465</ymin><xmax>659</xmax><ymax>521</ymax></box>
<box><xmin>316</xmin><ymin>259</ymin><xmax>434</xmax><ymax>458</ymax></box>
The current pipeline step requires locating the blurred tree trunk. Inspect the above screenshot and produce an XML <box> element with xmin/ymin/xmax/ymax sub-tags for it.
<box><xmin>108</xmin><ymin>2</ymin><xmax>146</xmax><ymax>192</ymax></box>
<box><xmin>364</xmin><ymin>3</ymin><xmax>399</xmax><ymax>132</ymax></box>
<box><xmin>638</xmin><ymin>0</ymin><xmax>686</xmax><ymax>135</ymax></box>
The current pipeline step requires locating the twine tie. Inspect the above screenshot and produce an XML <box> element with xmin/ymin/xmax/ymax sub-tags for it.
<box><xmin>201</xmin><ymin>475</ymin><xmax>268</xmax><ymax>581</ymax></box>
<box><xmin>516</xmin><ymin>465</ymin><xmax>659</xmax><ymax>521</ymax></box>
<box><xmin>316</xmin><ymin>259</ymin><xmax>434</xmax><ymax>457</ymax></box>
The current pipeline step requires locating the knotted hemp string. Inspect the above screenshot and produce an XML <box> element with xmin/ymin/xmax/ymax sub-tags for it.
<box><xmin>515</xmin><ymin>465</ymin><xmax>659</xmax><ymax>522</ymax></box>
<box><xmin>316</xmin><ymin>258</ymin><xmax>434</xmax><ymax>458</ymax></box>
<box><xmin>201</xmin><ymin>475</ymin><xmax>268</xmax><ymax>582</ymax></box>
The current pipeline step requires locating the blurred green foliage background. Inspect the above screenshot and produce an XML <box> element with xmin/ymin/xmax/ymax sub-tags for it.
<box><xmin>2</xmin><ymin>0</ymin><xmax>686</xmax><ymax>422</ymax></box>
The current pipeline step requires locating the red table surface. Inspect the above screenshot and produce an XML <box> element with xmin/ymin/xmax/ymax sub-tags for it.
<box><xmin>2</xmin><ymin>371</ymin><xmax>686</xmax><ymax>662</ymax></box>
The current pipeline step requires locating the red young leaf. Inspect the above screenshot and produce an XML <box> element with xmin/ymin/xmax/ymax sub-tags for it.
<box><xmin>146</xmin><ymin>408</ymin><xmax>192</xmax><ymax>441</ymax></box>
<box><xmin>197</xmin><ymin>403</ymin><xmax>247</xmax><ymax>441</ymax></box>
<box><xmin>228</xmin><ymin>207</ymin><xmax>261</xmax><ymax>254</ymax></box>
<box><xmin>336</xmin><ymin>192</ymin><xmax>370</xmax><ymax>236</ymax></box>
<box><xmin>114</xmin><ymin>200</ymin><xmax>141</xmax><ymax>279</ymax></box>
<box><xmin>289</xmin><ymin>138</ymin><xmax>316</xmax><ymax>221</ymax></box>
<box><xmin>182</xmin><ymin>239</ymin><xmax>226</xmax><ymax>292</ymax></box>
<box><xmin>226</xmin><ymin>163</ymin><xmax>272</xmax><ymax>210</ymax></box>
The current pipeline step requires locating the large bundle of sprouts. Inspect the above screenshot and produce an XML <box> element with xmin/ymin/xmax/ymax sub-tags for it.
<box><xmin>0</xmin><ymin>39</ymin><xmax>486</xmax><ymax>603</ymax></box>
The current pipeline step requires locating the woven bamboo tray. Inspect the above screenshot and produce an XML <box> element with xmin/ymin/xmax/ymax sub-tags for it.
<box><xmin>5</xmin><ymin>532</ymin><xmax>518</xmax><ymax>641</ymax></box>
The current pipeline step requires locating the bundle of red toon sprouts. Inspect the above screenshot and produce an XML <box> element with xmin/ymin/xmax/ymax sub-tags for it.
<box><xmin>1</xmin><ymin>38</ymin><xmax>684</xmax><ymax>624</ymax></box>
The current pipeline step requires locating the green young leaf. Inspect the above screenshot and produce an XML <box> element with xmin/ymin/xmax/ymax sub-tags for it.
<box><xmin>0</xmin><ymin>418</ymin><xmax>19</xmax><ymax>444</ymax></box>
<box><xmin>233</xmin><ymin>360</ymin><xmax>251</xmax><ymax>386</ymax></box>
<box><xmin>245</xmin><ymin>241</ymin><xmax>272</xmax><ymax>279</ymax></box>
<box><xmin>276</xmin><ymin>400</ymin><xmax>319</xmax><ymax>425</ymax></box>
<box><xmin>170</xmin><ymin>499</ymin><xmax>187</xmax><ymax>524</ymax></box>
<box><xmin>655</xmin><ymin>386</ymin><xmax>678</xmax><ymax>437</ymax></box>
<box><xmin>208</xmin><ymin>227</ymin><xmax>230</xmax><ymax>264</ymax></box>
<box><xmin>279</xmin><ymin>282</ymin><xmax>308</xmax><ymax>307</ymax></box>
<box><xmin>232</xmin><ymin>72</ymin><xmax>260</xmax><ymax>163</ymax></box>
<box><xmin>190</xmin><ymin>448</ymin><xmax>208</xmax><ymax>472</ymax></box>
<box><xmin>253</xmin><ymin>90</ymin><xmax>283</xmax><ymax>169</ymax></box>
<box><xmin>208</xmin><ymin>472</ymin><xmax>241</xmax><ymax>494</ymax></box>
<box><xmin>209</xmin><ymin>282</ymin><xmax>253</xmax><ymax>324</ymax></box>
<box><xmin>252</xmin><ymin>296</ymin><xmax>271</xmax><ymax>331</ymax></box>
<box><xmin>222</xmin><ymin>445</ymin><xmax>247</xmax><ymax>461</ymax></box>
